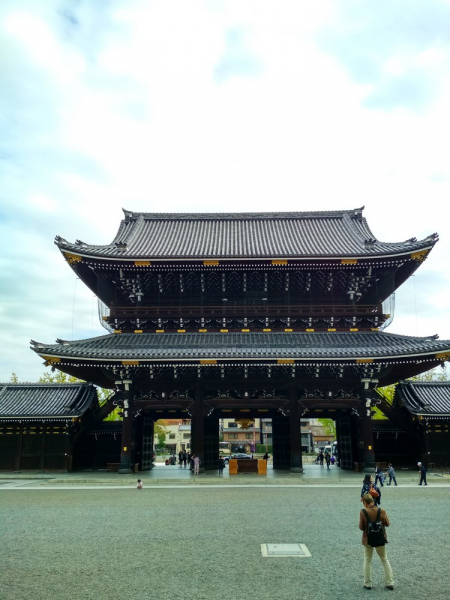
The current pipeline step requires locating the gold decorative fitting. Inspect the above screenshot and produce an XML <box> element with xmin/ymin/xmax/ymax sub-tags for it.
<box><xmin>235</xmin><ymin>417</ymin><xmax>255</xmax><ymax>429</ymax></box>
<box><xmin>306</xmin><ymin>328</ymin><xmax>314</xmax><ymax>332</ymax></box>
<box><xmin>410</xmin><ymin>250</ymin><xmax>429</xmax><ymax>262</ymax></box>
<box><xmin>341</xmin><ymin>259</ymin><xmax>357</xmax><ymax>265</ymax></box>
<box><xmin>42</xmin><ymin>356</ymin><xmax>60</xmax><ymax>363</ymax></box>
<box><xmin>371</xmin><ymin>328</ymin><xmax>379</xmax><ymax>331</ymax></box>
<box><xmin>122</xmin><ymin>360</ymin><xmax>139</xmax><ymax>365</ymax></box>
<box><xmin>277</xmin><ymin>359</ymin><xmax>295</xmax><ymax>364</ymax></box>
<box><xmin>284</xmin><ymin>328</ymin><xmax>293</xmax><ymax>332</ymax></box>
<box><xmin>220</xmin><ymin>329</ymin><xmax>229</xmax><ymax>333</ymax></box>
<box><xmin>435</xmin><ymin>352</ymin><xmax>450</xmax><ymax>361</ymax></box>
<box><xmin>263</xmin><ymin>328</ymin><xmax>271</xmax><ymax>332</ymax></box>
<box><xmin>242</xmin><ymin>329</ymin><xmax>250</xmax><ymax>332</ymax></box>
<box><xmin>200</xmin><ymin>359</ymin><xmax>217</xmax><ymax>364</ymax></box>
<box><xmin>134</xmin><ymin>261</ymin><xmax>151</xmax><ymax>266</ymax></box>
<box><xmin>64</xmin><ymin>252</ymin><xmax>82</xmax><ymax>264</ymax></box>
<box><xmin>350</xmin><ymin>328</ymin><xmax>359</xmax><ymax>332</ymax></box>
<box><xmin>328</xmin><ymin>328</ymin><xmax>336</xmax><ymax>332</ymax></box>
<box><xmin>356</xmin><ymin>358</ymin><xmax>374</xmax><ymax>363</ymax></box>
<box><xmin>114</xmin><ymin>330</ymin><xmax>122</xmax><ymax>334</ymax></box>
<box><xmin>203</xmin><ymin>260</ymin><xmax>219</xmax><ymax>266</ymax></box>
<box><xmin>156</xmin><ymin>329</ymin><xmax>164</xmax><ymax>333</ymax></box>
<box><xmin>177</xmin><ymin>329</ymin><xmax>186</xmax><ymax>333</ymax></box>
<box><xmin>134</xmin><ymin>330</ymin><xmax>143</xmax><ymax>334</ymax></box>
<box><xmin>272</xmin><ymin>260</ymin><xmax>288</xmax><ymax>265</ymax></box>
<box><xmin>102</xmin><ymin>316</ymin><xmax>108</xmax><ymax>321</ymax></box>
<box><xmin>199</xmin><ymin>329</ymin><xmax>208</xmax><ymax>333</ymax></box>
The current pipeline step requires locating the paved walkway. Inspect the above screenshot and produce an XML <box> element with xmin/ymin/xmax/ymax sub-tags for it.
<box><xmin>1</xmin><ymin>463</ymin><xmax>448</xmax><ymax>488</ymax></box>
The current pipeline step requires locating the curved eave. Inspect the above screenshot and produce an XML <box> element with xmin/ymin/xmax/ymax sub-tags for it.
<box><xmin>410</xmin><ymin>412</ymin><xmax>450</xmax><ymax>418</ymax></box>
<box><xmin>31</xmin><ymin>346</ymin><xmax>450</xmax><ymax>365</ymax></box>
<box><xmin>0</xmin><ymin>415</ymin><xmax>81</xmax><ymax>421</ymax></box>
<box><xmin>55</xmin><ymin>244</ymin><xmax>436</xmax><ymax>263</ymax></box>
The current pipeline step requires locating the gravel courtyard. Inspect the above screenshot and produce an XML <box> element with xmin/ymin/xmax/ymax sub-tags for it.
<box><xmin>1</xmin><ymin>485</ymin><xmax>449</xmax><ymax>600</ymax></box>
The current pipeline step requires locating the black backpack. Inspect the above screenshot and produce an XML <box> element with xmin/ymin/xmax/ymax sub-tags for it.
<box><xmin>362</xmin><ymin>508</ymin><xmax>386</xmax><ymax>547</ymax></box>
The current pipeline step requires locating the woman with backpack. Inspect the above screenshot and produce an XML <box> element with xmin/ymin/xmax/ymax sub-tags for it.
<box><xmin>361</xmin><ymin>473</ymin><xmax>382</xmax><ymax>506</ymax></box>
<box><xmin>359</xmin><ymin>493</ymin><xmax>394</xmax><ymax>590</ymax></box>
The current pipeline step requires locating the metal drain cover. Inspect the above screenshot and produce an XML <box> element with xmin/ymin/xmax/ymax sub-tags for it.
<box><xmin>261</xmin><ymin>543</ymin><xmax>311</xmax><ymax>557</ymax></box>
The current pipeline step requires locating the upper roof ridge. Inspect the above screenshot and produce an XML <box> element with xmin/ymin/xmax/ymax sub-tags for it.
<box><xmin>122</xmin><ymin>207</ymin><xmax>365</xmax><ymax>221</ymax></box>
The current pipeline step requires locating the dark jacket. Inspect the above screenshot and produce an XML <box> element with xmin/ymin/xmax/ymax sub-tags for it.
<box><xmin>359</xmin><ymin>504</ymin><xmax>390</xmax><ymax>545</ymax></box>
<box><xmin>361</xmin><ymin>482</ymin><xmax>382</xmax><ymax>505</ymax></box>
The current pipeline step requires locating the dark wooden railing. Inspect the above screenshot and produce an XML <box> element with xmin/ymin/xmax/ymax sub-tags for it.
<box><xmin>107</xmin><ymin>304</ymin><xmax>385</xmax><ymax>320</ymax></box>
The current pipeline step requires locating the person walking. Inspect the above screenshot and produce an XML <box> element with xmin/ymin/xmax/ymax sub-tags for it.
<box><xmin>359</xmin><ymin>493</ymin><xmax>394</xmax><ymax>590</ymax></box>
<box><xmin>178</xmin><ymin>450</ymin><xmax>183</xmax><ymax>467</ymax></box>
<box><xmin>386</xmin><ymin>463</ymin><xmax>397</xmax><ymax>486</ymax></box>
<box><xmin>193</xmin><ymin>454</ymin><xmax>200</xmax><ymax>475</ymax></box>
<box><xmin>325</xmin><ymin>452</ymin><xmax>331</xmax><ymax>470</ymax></box>
<box><xmin>374</xmin><ymin>464</ymin><xmax>384</xmax><ymax>487</ymax></box>
<box><xmin>319</xmin><ymin>451</ymin><xmax>324</xmax><ymax>466</ymax></box>
<box><xmin>182</xmin><ymin>450</ymin><xmax>187</xmax><ymax>468</ymax></box>
<box><xmin>417</xmin><ymin>462</ymin><xmax>427</xmax><ymax>485</ymax></box>
<box><xmin>361</xmin><ymin>474</ymin><xmax>381</xmax><ymax>506</ymax></box>
<box><xmin>218</xmin><ymin>456</ymin><xmax>225</xmax><ymax>476</ymax></box>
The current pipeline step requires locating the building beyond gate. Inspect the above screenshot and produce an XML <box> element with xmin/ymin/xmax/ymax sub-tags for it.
<box><xmin>27</xmin><ymin>208</ymin><xmax>449</xmax><ymax>472</ymax></box>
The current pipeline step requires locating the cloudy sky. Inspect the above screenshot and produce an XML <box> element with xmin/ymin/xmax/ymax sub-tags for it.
<box><xmin>1</xmin><ymin>0</ymin><xmax>450</xmax><ymax>383</ymax></box>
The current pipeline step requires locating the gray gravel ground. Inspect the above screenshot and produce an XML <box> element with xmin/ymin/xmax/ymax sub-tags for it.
<box><xmin>1</xmin><ymin>486</ymin><xmax>449</xmax><ymax>600</ymax></box>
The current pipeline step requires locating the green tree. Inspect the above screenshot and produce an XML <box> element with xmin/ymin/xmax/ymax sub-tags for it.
<box><xmin>10</xmin><ymin>373</ymin><xmax>19</xmax><ymax>383</ymax></box>
<box><xmin>154</xmin><ymin>420</ymin><xmax>168</xmax><ymax>450</ymax></box>
<box><xmin>318</xmin><ymin>418</ymin><xmax>336</xmax><ymax>437</ymax></box>
<box><xmin>38</xmin><ymin>371</ymin><xmax>83</xmax><ymax>384</ymax></box>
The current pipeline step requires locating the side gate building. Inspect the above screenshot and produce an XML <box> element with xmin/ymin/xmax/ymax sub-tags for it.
<box><xmin>4</xmin><ymin>208</ymin><xmax>447</xmax><ymax>473</ymax></box>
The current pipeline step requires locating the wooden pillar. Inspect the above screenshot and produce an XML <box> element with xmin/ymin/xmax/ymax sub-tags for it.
<box><xmin>203</xmin><ymin>413</ymin><xmax>219</xmax><ymax>471</ymax></box>
<box><xmin>289</xmin><ymin>386</ymin><xmax>303</xmax><ymax>473</ymax></box>
<box><xmin>14</xmin><ymin>428</ymin><xmax>23</xmax><ymax>472</ymax></box>
<box><xmin>39</xmin><ymin>428</ymin><xmax>46</xmax><ymax>472</ymax></box>
<box><xmin>118</xmin><ymin>381</ymin><xmax>134</xmax><ymax>474</ymax></box>
<box><xmin>359</xmin><ymin>385</ymin><xmax>376</xmax><ymax>472</ymax></box>
<box><xmin>191</xmin><ymin>385</ymin><xmax>205</xmax><ymax>472</ymax></box>
<box><xmin>272</xmin><ymin>414</ymin><xmax>290</xmax><ymax>470</ymax></box>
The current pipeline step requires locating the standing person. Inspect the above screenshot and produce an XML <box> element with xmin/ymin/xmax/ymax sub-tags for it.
<box><xmin>136</xmin><ymin>479</ymin><xmax>143</xmax><ymax>489</ymax></box>
<box><xmin>218</xmin><ymin>456</ymin><xmax>225</xmax><ymax>476</ymax></box>
<box><xmin>319</xmin><ymin>451</ymin><xmax>324</xmax><ymax>466</ymax></box>
<box><xmin>178</xmin><ymin>450</ymin><xmax>183</xmax><ymax>467</ymax></box>
<box><xmin>417</xmin><ymin>462</ymin><xmax>427</xmax><ymax>486</ymax></box>
<box><xmin>374</xmin><ymin>464</ymin><xmax>384</xmax><ymax>487</ymax></box>
<box><xmin>325</xmin><ymin>452</ymin><xmax>331</xmax><ymax>470</ymax></box>
<box><xmin>361</xmin><ymin>474</ymin><xmax>381</xmax><ymax>506</ymax></box>
<box><xmin>182</xmin><ymin>450</ymin><xmax>187</xmax><ymax>468</ymax></box>
<box><xmin>359</xmin><ymin>493</ymin><xmax>394</xmax><ymax>590</ymax></box>
<box><xmin>386</xmin><ymin>464</ymin><xmax>397</xmax><ymax>486</ymax></box>
<box><xmin>331</xmin><ymin>455</ymin><xmax>336</xmax><ymax>466</ymax></box>
<box><xmin>187</xmin><ymin>452</ymin><xmax>192</xmax><ymax>470</ymax></box>
<box><xmin>193</xmin><ymin>454</ymin><xmax>200</xmax><ymax>475</ymax></box>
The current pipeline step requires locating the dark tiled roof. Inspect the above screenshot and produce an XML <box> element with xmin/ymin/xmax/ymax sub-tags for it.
<box><xmin>395</xmin><ymin>381</ymin><xmax>450</xmax><ymax>416</ymax></box>
<box><xmin>372</xmin><ymin>420</ymin><xmax>406</xmax><ymax>433</ymax></box>
<box><xmin>30</xmin><ymin>331</ymin><xmax>450</xmax><ymax>362</ymax></box>
<box><xmin>55</xmin><ymin>207</ymin><xmax>438</xmax><ymax>260</ymax></box>
<box><xmin>0</xmin><ymin>383</ymin><xmax>98</xmax><ymax>419</ymax></box>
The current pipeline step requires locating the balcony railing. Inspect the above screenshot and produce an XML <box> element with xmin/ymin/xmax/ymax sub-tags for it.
<box><xmin>107</xmin><ymin>303</ymin><xmax>385</xmax><ymax>320</ymax></box>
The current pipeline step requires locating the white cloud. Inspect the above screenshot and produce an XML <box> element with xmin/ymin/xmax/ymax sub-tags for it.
<box><xmin>1</xmin><ymin>0</ymin><xmax>450</xmax><ymax>381</ymax></box>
